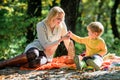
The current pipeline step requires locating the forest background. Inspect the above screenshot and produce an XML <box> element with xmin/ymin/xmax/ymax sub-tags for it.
<box><xmin>0</xmin><ymin>0</ymin><xmax>120</xmax><ymax>60</ymax></box>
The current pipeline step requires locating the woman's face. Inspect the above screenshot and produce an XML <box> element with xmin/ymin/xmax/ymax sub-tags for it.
<box><xmin>53</xmin><ymin>13</ymin><xmax>64</xmax><ymax>25</ymax></box>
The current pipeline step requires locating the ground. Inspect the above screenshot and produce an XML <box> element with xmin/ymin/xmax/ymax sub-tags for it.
<box><xmin>0</xmin><ymin>67</ymin><xmax>120</xmax><ymax>80</ymax></box>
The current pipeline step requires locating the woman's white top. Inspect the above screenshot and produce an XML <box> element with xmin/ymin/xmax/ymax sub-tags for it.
<box><xmin>24</xmin><ymin>20</ymin><xmax>68</xmax><ymax>61</ymax></box>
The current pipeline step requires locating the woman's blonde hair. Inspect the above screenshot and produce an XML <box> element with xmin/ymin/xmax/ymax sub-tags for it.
<box><xmin>87</xmin><ymin>22</ymin><xmax>104</xmax><ymax>36</ymax></box>
<box><xmin>45</xmin><ymin>6</ymin><xmax>65</xmax><ymax>24</ymax></box>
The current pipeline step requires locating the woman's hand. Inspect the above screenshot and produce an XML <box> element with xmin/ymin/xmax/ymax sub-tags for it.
<box><xmin>58</xmin><ymin>34</ymin><xmax>70</xmax><ymax>43</ymax></box>
<box><xmin>61</xmin><ymin>34</ymin><xmax>70</xmax><ymax>40</ymax></box>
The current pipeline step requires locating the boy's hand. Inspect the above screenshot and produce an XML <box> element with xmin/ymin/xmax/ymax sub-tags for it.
<box><xmin>67</xmin><ymin>31</ymin><xmax>72</xmax><ymax>37</ymax></box>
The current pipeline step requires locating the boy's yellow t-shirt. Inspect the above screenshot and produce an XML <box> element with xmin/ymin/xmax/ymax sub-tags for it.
<box><xmin>71</xmin><ymin>34</ymin><xmax>107</xmax><ymax>57</ymax></box>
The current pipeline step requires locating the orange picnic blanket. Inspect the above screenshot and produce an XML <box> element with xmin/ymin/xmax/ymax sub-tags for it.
<box><xmin>20</xmin><ymin>54</ymin><xmax>120</xmax><ymax>70</ymax></box>
<box><xmin>20</xmin><ymin>56</ymin><xmax>76</xmax><ymax>70</ymax></box>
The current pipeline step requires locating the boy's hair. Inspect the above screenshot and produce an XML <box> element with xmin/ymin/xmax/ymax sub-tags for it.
<box><xmin>45</xmin><ymin>6</ymin><xmax>65</xmax><ymax>24</ymax></box>
<box><xmin>87</xmin><ymin>22</ymin><xmax>104</xmax><ymax>36</ymax></box>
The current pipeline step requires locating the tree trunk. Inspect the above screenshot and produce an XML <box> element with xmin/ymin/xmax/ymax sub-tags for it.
<box><xmin>26</xmin><ymin>0</ymin><xmax>42</xmax><ymax>43</ymax></box>
<box><xmin>54</xmin><ymin>0</ymin><xmax>80</xmax><ymax>57</ymax></box>
<box><xmin>60</xmin><ymin>0</ymin><xmax>81</xmax><ymax>33</ymax></box>
<box><xmin>110</xmin><ymin>0</ymin><xmax>120</xmax><ymax>39</ymax></box>
<box><xmin>0</xmin><ymin>0</ymin><xmax>3</xmax><ymax>3</ymax></box>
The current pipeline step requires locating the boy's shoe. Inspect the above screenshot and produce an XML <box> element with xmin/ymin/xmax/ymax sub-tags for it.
<box><xmin>85</xmin><ymin>66</ymin><xmax>95</xmax><ymax>72</ymax></box>
<box><xmin>74</xmin><ymin>55</ymin><xmax>81</xmax><ymax>70</ymax></box>
<box><xmin>86</xmin><ymin>59</ymin><xmax>100</xmax><ymax>71</ymax></box>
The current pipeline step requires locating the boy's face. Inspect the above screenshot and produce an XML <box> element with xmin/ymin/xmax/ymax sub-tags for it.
<box><xmin>88</xmin><ymin>28</ymin><xmax>98</xmax><ymax>39</ymax></box>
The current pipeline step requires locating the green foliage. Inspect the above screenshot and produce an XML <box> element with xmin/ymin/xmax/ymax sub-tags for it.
<box><xmin>0</xmin><ymin>1</ymin><xmax>34</xmax><ymax>60</ymax></box>
<box><xmin>0</xmin><ymin>2</ymin><xmax>26</xmax><ymax>60</ymax></box>
<box><xmin>75</xmin><ymin>43</ymin><xmax>85</xmax><ymax>55</ymax></box>
<box><xmin>107</xmin><ymin>38</ymin><xmax>120</xmax><ymax>56</ymax></box>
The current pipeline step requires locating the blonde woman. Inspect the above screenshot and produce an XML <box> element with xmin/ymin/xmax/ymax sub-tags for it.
<box><xmin>0</xmin><ymin>6</ymin><xmax>71</xmax><ymax>69</ymax></box>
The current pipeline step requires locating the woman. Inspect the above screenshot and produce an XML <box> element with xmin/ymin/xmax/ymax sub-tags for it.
<box><xmin>0</xmin><ymin>6</ymin><xmax>74</xmax><ymax>69</ymax></box>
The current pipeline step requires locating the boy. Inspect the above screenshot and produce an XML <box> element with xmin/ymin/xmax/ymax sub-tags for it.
<box><xmin>68</xmin><ymin>22</ymin><xmax>107</xmax><ymax>70</ymax></box>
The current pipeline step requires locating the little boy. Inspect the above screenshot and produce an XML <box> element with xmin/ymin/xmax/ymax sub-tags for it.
<box><xmin>68</xmin><ymin>22</ymin><xmax>107</xmax><ymax>70</ymax></box>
